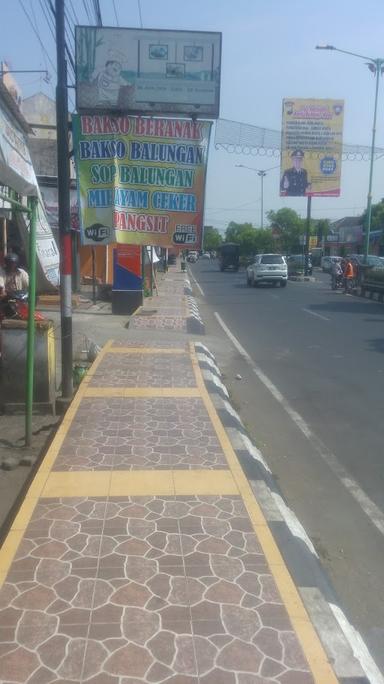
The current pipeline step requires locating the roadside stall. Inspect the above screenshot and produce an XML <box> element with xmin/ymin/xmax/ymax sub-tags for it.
<box><xmin>0</xmin><ymin>82</ymin><xmax>56</xmax><ymax>443</ymax></box>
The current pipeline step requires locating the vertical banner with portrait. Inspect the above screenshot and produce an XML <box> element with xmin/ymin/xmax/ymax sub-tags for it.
<box><xmin>280</xmin><ymin>98</ymin><xmax>344</xmax><ymax>197</ymax></box>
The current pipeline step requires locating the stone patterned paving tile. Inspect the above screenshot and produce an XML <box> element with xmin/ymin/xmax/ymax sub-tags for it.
<box><xmin>114</xmin><ymin>398</ymin><xmax>227</xmax><ymax>470</ymax></box>
<box><xmin>54</xmin><ymin>397</ymin><xmax>226</xmax><ymax>472</ymax></box>
<box><xmin>89</xmin><ymin>352</ymin><xmax>196</xmax><ymax>388</ymax></box>
<box><xmin>54</xmin><ymin>398</ymin><xmax>124</xmax><ymax>471</ymax></box>
<box><xmin>145</xmin><ymin>307</ymin><xmax>186</xmax><ymax>316</ymax></box>
<box><xmin>130</xmin><ymin>315</ymin><xmax>187</xmax><ymax>331</ymax></box>
<box><xmin>0</xmin><ymin>496</ymin><xmax>314</xmax><ymax>683</ymax></box>
<box><xmin>111</xmin><ymin>340</ymin><xmax>188</xmax><ymax>349</ymax></box>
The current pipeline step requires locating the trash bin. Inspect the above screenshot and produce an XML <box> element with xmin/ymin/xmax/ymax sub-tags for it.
<box><xmin>0</xmin><ymin>319</ymin><xmax>56</xmax><ymax>414</ymax></box>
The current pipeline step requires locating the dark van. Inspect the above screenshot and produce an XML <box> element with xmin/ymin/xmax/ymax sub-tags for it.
<box><xmin>219</xmin><ymin>243</ymin><xmax>240</xmax><ymax>272</ymax></box>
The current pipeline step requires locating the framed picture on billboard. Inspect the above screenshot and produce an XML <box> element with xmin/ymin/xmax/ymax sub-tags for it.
<box><xmin>184</xmin><ymin>46</ymin><xmax>203</xmax><ymax>62</ymax></box>
<box><xmin>75</xmin><ymin>26</ymin><xmax>222</xmax><ymax>117</ymax></box>
<box><xmin>149</xmin><ymin>44</ymin><xmax>168</xmax><ymax>60</ymax></box>
<box><xmin>166</xmin><ymin>63</ymin><xmax>185</xmax><ymax>78</ymax></box>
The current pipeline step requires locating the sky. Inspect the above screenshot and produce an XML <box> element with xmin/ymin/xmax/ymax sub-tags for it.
<box><xmin>3</xmin><ymin>0</ymin><xmax>384</xmax><ymax>232</ymax></box>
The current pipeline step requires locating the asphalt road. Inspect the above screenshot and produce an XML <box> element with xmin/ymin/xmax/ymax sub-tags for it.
<box><xmin>190</xmin><ymin>258</ymin><xmax>384</xmax><ymax>674</ymax></box>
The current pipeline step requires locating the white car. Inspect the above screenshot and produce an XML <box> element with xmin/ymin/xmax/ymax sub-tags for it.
<box><xmin>321</xmin><ymin>256</ymin><xmax>343</xmax><ymax>273</ymax></box>
<box><xmin>246</xmin><ymin>254</ymin><xmax>288</xmax><ymax>287</ymax></box>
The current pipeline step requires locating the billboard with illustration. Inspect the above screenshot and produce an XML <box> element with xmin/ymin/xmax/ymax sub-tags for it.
<box><xmin>72</xmin><ymin>114</ymin><xmax>211</xmax><ymax>248</ymax></box>
<box><xmin>75</xmin><ymin>26</ymin><xmax>221</xmax><ymax>118</ymax></box>
<box><xmin>280</xmin><ymin>98</ymin><xmax>344</xmax><ymax>197</ymax></box>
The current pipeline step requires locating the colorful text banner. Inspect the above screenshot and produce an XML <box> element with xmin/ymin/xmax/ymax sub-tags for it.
<box><xmin>280</xmin><ymin>98</ymin><xmax>344</xmax><ymax>197</ymax></box>
<box><xmin>73</xmin><ymin>115</ymin><xmax>212</xmax><ymax>247</ymax></box>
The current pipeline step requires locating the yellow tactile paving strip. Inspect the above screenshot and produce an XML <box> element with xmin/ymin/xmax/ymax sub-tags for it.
<box><xmin>40</xmin><ymin>470</ymin><xmax>238</xmax><ymax>498</ymax></box>
<box><xmin>83</xmin><ymin>387</ymin><xmax>201</xmax><ymax>398</ymax></box>
<box><xmin>189</xmin><ymin>343</ymin><xmax>338</xmax><ymax>684</ymax></box>
<box><xmin>0</xmin><ymin>340</ymin><xmax>338</xmax><ymax>684</ymax></box>
<box><xmin>107</xmin><ymin>347</ymin><xmax>187</xmax><ymax>354</ymax></box>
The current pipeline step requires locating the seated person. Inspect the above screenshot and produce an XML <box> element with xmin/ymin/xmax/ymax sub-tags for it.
<box><xmin>0</xmin><ymin>252</ymin><xmax>29</xmax><ymax>299</ymax></box>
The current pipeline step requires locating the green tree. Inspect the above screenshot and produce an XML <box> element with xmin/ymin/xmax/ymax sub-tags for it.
<box><xmin>315</xmin><ymin>219</ymin><xmax>330</xmax><ymax>242</ymax></box>
<box><xmin>361</xmin><ymin>198</ymin><xmax>384</xmax><ymax>232</ymax></box>
<box><xmin>267</xmin><ymin>208</ymin><xmax>305</xmax><ymax>253</ymax></box>
<box><xmin>237</xmin><ymin>227</ymin><xmax>257</xmax><ymax>256</ymax></box>
<box><xmin>203</xmin><ymin>226</ymin><xmax>222</xmax><ymax>251</ymax></box>
<box><xmin>253</xmin><ymin>228</ymin><xmax>275</xmax><ymax>253</ymax></box>
<box><xmin>360</xmin><ymin>199</ymin><xmax>384</xmax><ymax>253</ymax></box>
<box><xmin>223</xmin><ymin>222</ymin><xmax>276</xmax><ymax>257</ymax></box>
<box><xmin>225</xmin><ymin>221</ymin><xmax>254</xmax><ymax>244</ymax></box>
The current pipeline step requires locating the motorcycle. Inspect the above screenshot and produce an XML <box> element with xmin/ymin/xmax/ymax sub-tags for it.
<box><xmin>331</xmin><ymin>273</ymin><xmax>344</xmax><ymax>290</ymax></box>
<box><xmin>0</xmin><ymin>291</ymin><xmax>44</xmax><ymax>323</ymax></box>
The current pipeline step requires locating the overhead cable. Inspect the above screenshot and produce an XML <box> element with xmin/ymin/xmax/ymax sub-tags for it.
<box><xmin>17</xmin><ymin>0</ymin><xmax>56</xmax><ymax>74</ymax></box>
<box><xmin>137</xmin><ymin>0</ymin><xmax>143</xmax><ymax>27</ymax></box>
<box><xmin>67</xmin><ymin>0</ymin><xmax>80</xmax><ymax>25</ymax></box>
<box><xmin>112</xmin><ymin>0</ymin><xmax>119</xmax><ymax>26</ymax></box>
<box><xmin>44</xmin><ymin>0</ymin><xmax>75</xmax><ymax>85</ymax></box>
<box><xmin>82</xmin><ymin>0</ymin><xmax>93</xmax><ymax>23</ymax></box>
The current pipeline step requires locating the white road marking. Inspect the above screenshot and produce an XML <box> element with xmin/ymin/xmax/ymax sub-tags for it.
<box><xmin>188</xmin><ymin>269</ymin><xmax>205</xmax><ymax>296</ymax></box>
<box><xmin>214</xmin><ymin>310</ymin><xmax>384</xmax><ymax>538</ymax></box>
<box><xmin>271</xmin><ymin>492</ymin><xmax>319</xmax><ymax>556</ymax></box>
<box><xmin>330</xmin><ymin>604</ymin><xmax>384</xmax><ymax>684</ymax></box>
<box><xmin>341</xmin><ymin>478</ymin><xmax>384</xmax><ymax>536</ymax></box>
<box><xmin>303</xmin><ymin>308</ymin><xmax>330</xmax><ymax>321</ymax></box>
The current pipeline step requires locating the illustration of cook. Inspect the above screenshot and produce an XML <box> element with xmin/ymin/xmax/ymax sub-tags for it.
<box><xmin>94</xmin><ymin>49</ymin><xmax>131</xmax><ymax>105</ymax></box>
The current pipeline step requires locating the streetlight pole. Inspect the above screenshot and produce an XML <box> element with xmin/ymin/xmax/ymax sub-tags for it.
<box><xmin>365</xmin><ymin>60</ymin><xmax>382</xmax><ymax>259</ymax></box>
<box><xmin>316</xmin><ymin>45</ymin><xmax>384</xmax><ymax>261</ymax></box>
<box><xmin>235</xmin><ymin>164</ymin><xmax>279</xmax><ymax>228</ymax></box>
<box><xmin>258</xmin><ymin>171</ymin><xmax>266</xmax><ymax>229</ymax></box>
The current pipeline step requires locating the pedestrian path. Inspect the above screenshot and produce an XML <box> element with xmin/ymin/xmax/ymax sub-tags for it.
<box><xmin>129</xmin><ymin>273</ymin><xmax>188</xmax><ymax>332</ymax></box>
<box><xmin>0</xmin><ymin>271</ymin><xmax>339</xmax><ymax>683</ymax></box>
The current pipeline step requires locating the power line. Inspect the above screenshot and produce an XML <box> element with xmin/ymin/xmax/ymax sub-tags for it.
<box><xmin>29</xmin><ymin>0</ymin><xmax>41</xmax><ymax>35</ymax></box>
<box><xmin>45</xmin><ymin>0</ymin><xmax>76</xmax><ymax>78</ymax></box>
<box><xmin>39</xmin><ymin>0</ymin><xmax>56</xmax><ymax>46</ymax></box>
<box><xmin>17</xmin><ymin>0</ymin><xmax>56</xmax><ymax>74</ymax></box>
<box><xmin>67</xmin><ymin>0</ymin><xmax>80</xmax><ymax>25</ymax></box>
<box><xmin>82</xmin><ymin>0</ymin><xmax>93</xmax><ymax>23</ymax></box>
<box><xmin>137</xmin><ymin>0</ymin><xmax>143</xmax><ymax>27</ymax></box>
<box><xmin>112</xmin><ymin>0</ymin><xmax>119</xmax><ymax>26</ymax></box>
<box><xmin>94</xmin><ymin>0</ymin><xmax>103</xmax><ymax>25</ymax></box>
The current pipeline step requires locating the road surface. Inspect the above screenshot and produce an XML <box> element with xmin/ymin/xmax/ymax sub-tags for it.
<box><xmin>190</xmin><ymin>259</ymin><xmax>384</xmax><ymax>673</ymax></box>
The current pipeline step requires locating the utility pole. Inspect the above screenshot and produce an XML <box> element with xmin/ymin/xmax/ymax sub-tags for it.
<box><xmin>55</xmin><ymin>0</ymin><xmax>73</xmax><ymax>401</ymax></box>
<box><xmin>304</xmin><ymin>196</ymin><xmax>312</xmax><ymax>275</ymax></box>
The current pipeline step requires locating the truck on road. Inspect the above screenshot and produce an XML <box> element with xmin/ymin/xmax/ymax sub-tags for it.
<box><xmin>219</xmin><ymin>243</ymin><xmax>240</xmax><ymax>272</ymax></box>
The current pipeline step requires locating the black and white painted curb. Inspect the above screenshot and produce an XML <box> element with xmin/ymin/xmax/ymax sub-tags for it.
<box><xmin>184</xmin><ymin>278</ymin><xmax>205</xmax><ymax>333</ymax></box>
<box><xmin>195</xmin><ymin>340</ymin><xmax>382</xmax><ymax>684</ymax></box>
<box><xmin>184</xmin><ymin>277</ymin><xmax>193</xmax><ymax>296</ymax></box>
<box><xmin>359</xmin><ymin>287</ymin><xmax>384</xmax><ymax>303</ymax></box>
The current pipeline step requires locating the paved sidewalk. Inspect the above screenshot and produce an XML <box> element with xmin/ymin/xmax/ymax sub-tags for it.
<box><xmin>0</xmin><ymin>270</ymin><xmax>338</xmax><ymax>683</ymax></box>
